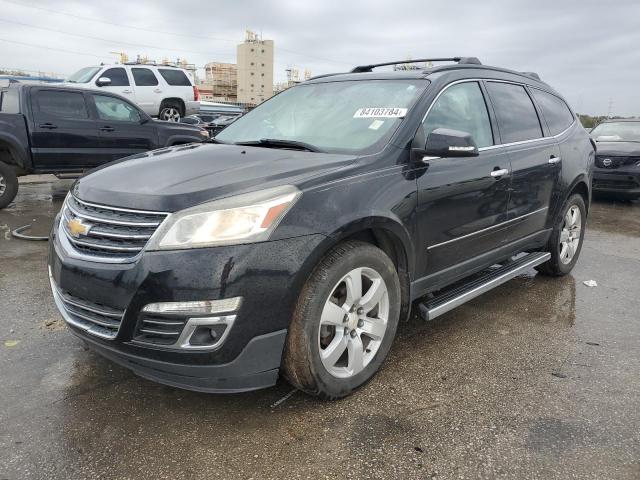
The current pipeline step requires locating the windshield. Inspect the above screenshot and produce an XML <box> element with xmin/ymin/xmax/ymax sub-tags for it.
<box><xmin>590</xmin><ymin>122</ymin><xmax>640</xmax><ymax>142</ymax></box>
<box><xmin>216</xmin><ymin>79</ymin><xmax>428</xmax><ymax>154</ymax></box>
<box><xmin>67</xmin><ymin>67</ymin><xmax>101</xmax><ymax>83</ymax></box>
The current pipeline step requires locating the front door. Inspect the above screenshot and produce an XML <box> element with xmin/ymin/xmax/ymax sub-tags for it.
<box><xmin>29</xmin><ymin>88</ymin><xmax>101</xmax><ymax>171</ymax></box>
<box><xmin>90</xmin><ymin>93</ymin><xmax>158</xmax><ymax>165</ymax></box>
<box><xmin>414</xmin><ymin>81</ymin><xmax>511</xmax><ymax>282</ymax></box>
<box><xmin>94</xmin><ymin>67</ymin><xmax>136</xmax><ymax>104</ymax></box>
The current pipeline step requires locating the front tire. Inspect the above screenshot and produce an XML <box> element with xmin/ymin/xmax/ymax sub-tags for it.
<box><xmin>536</xmin><ymin>193</ymin><xmax>586</xmax><ymax>276</ymax></box>
<box><xmin>282</xmin><ymin>241</ymin><xmax>401</xmax><ymax>399</ymax></box>
<box><xmin>0</xmin><ymin>162</ymin><xmax>18</xmax><ymax>209</ymax></box>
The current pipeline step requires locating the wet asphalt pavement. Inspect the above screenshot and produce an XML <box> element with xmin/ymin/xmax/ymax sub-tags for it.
<box><xmin>1</xmin><ymin>180</ymin><xmax>639</xmax><ymax>480</ymax></box>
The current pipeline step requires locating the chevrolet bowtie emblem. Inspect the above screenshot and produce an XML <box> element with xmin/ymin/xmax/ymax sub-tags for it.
<box><xmin>67</xmin><ymin>218</ymin><xmax>91</xmax><ymax>238</ymax></box>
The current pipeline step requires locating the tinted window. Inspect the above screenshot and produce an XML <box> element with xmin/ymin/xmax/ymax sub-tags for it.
<box><xmin>486</xmin><ymin>82</ymin><xmax>542</xmax><ymax>143</ymax></box>
<box><xmin>423</xmin><ymin>82</ymin><xmax>493</xmax><ymax>148</ymax></box>
<box><xmin>67</xmin><ymin>66</ymin><xmax>101</xmax><ymax>84</ymax></box>
<box><xmin>100</xmin><ymin>68</ymin><xmax>129</xmax><ymax>87</ymax></box>
<box><xmin>93</xmin><ymin>95</ymin><xmax>141</xmax><ymax>122</ymax></box>
<box><xmin>158</xmin><ymin>69</ymin><xmax>191</xmax><ymax>86</ymax></box>
<box><xmin>0</xmin><ymin>89</ymin><xmax>20</xmax><ymax>113</ymax></box>
<box><xmin>132</xmin><ymin>68</ymin><xmax>158</xmax><ymax>86</ymax></box>
<box><xmin>531</xmin><ymin>89</ymin><xmax>574</xmax><ymax>135</ymax></box>
<box><xmin>35</xmin><ymin>90</ymin><xmax>88</xmax><ymax>119</ymax></box>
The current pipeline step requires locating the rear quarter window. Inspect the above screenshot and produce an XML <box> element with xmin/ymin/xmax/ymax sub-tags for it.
<box><xmin>531</xmin><ymin>88</ymin><xmax>575</xmax><ymax>135</ymax></box>
<box><xmin>158</xmin><ymin>69</ymin><xmax>192</xmax><ymax>86</ymax></box>
<box><xmin>486</xmin><ymin>82</ymin><xmax>543</xmax><ymax>143</ymax></box>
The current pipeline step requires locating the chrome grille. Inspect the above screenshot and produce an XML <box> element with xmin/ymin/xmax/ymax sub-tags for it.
<box><xmin>60</xmin><ymin>195</ymin><xmax>168</xmax><ymax>262</ymax></box>
<box><xmin>50</xmin><ymin>279</ymin><xmax>125</xmax><ymax>340</ymax></box>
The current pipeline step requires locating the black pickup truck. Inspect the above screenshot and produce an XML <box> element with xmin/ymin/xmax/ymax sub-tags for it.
<box><xmin>0</xmin><ymin>85</ymin><xmax>208</xmax><ymax>208</ymax></box>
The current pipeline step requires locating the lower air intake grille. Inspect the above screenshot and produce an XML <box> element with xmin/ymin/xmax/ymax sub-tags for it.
<box><xmin>51</xmin><ymin>280</ymin><xmax>125</xmax><ymax>340</ymax></box>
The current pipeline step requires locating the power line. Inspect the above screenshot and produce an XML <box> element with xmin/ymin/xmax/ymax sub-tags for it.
<box><xmin>0</xmin><ymin>18</ymin><xmax>235</xmax><ymax>60</ymax></box>
<box><xmin>0</xmin><ymin>0</ymin><xmax>352</xmax><ymax>66</ymax></box>
<box><xmin>0</xmin><ymin>37</ymin><xmax>112</xmax><ymax>61</ymax></box>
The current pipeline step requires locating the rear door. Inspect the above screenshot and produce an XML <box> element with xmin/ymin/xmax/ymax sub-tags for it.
<box><xmin>89</xmin><ymin>93</ymin><xmax>158</xmax><ymax>164</ymax></box>
<box><xmin>485</xmin><ymin>81</ymin><xmax>561</xmax><ymax>242</ymax></box>
<box><xmin>94</xmin><ymin>67</ymin><xmax>136</xmax><ymax>104</ymax></box>
<box><xmin>131</xmin><ymin>67</ymin><xmax>161</xmax><ymax>116</ymax></box>
<box><xmin>157</xmin><ymin>68</ymin><xmax>193</xmax><ymax>109</ymax></box>
<box><xmin>415</xmin><ymin>81</ymin><xmax>511</xmax><ymax>278</ymax></box>
<box><xmin>29</xmin><ymin>88</ymin><xmax>101</xmax><ymax>170</ymax></box>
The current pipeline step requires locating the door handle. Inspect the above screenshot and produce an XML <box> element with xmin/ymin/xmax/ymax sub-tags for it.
<box><xmin>548</xmin><ymin>156</ymin><xmax>561</xmax><ymax>164</ymax></box>
<box><xmin>100</xmin><ymin>126</ymin><xmax>115</xmax><ymax>132</ymax></box>
<box><xmin>122</xmin><ymin>89</ymin><xmax>133</xmax><ymax>94</ymax></box>
<box><xmin>490</xmin><ymin>168</ymin><xmax>509</xmax><ymax>178</ymax></box>
<box><xmin>153</xmin><ymin>88</ymin><xmax>163</xmax><ymax>93</ymax></box>
<box><xmin>39</xmin><ymin>123</ymin><xmax>57</xmax><ymax>129</ymax></box>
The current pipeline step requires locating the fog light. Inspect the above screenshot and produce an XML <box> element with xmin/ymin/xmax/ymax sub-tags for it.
<box><xmin>142</xmin><ymin>297</ymin><xmax>242</xmax><ymax>315</ymax></box>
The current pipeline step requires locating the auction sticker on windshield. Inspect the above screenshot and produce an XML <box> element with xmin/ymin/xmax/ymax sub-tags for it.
<box><xmin>353</xmin><ymin>107</ymin><xmax>408</xmax><ymax>118</ymax></box>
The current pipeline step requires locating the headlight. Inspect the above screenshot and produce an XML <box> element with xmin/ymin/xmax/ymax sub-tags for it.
<box><xmin>199</xmin><ymin>129</ymin><xmax>210</xmax><ymax>138</ymax></box>
<box><xmin>147</xmin><ymin>185</ymin><xmax>301</xmax><ymax>250</ymax></box>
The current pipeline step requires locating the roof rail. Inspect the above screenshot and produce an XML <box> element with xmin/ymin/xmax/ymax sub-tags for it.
<box><xmin>520</xmin><ymin>71</ymin><xmax>541</xmax><ymax>81</ymax></box>
<box><xmin>350</xmin><ymin>57</ymin><xmax>481</xmax><ymax>73</ymax></box>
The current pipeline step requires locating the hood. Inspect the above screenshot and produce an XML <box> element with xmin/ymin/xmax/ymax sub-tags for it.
<box><xmin>152</xmin><ymin>119</ymin><xmax>203</xmax><ymax>133</ymax></box>
<box><xmin>593</xmin><ymin>140</ymin><xmax>640</xmax><ymax>157</ymax></box>
<box><xmin>73</xmin><ymin>143</ymin><xmax>357</xmax><ymax>211</ymax></box>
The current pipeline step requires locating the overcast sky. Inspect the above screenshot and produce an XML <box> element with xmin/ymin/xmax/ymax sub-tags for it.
<box><xmin>0</xmin><ymin>0</ymin><xmax>638</xmax><ymax>116</ymax></box>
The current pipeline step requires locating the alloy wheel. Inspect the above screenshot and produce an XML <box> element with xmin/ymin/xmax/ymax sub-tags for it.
<box><xmin>559</xmin><ymin>205</ymin><xmax>582</xmax><ymax>264</ymax></box>
<box><xmin>0</xmin><ymin>174</ymin><xmax>5</xmax><ymax>197</ymax></box>
<box><xmin>161</xmin><ymin>107</ymin><xmax>181</xmax><ymax>122</ymax></box>
<box><xmin>318</xmin><ymin>267</ymin><xmax>389</xmax><ymax>378</ymax></box>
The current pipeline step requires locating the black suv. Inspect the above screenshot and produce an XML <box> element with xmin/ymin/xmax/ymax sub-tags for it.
<box><xmin>48</xmin><ymin>57</ymin><xmax>594</xmax><ymax>399</ymax></box>
<box><xmin>0</xmin><ymin>85</ymin><xmax>208</xmax><ymax>208</ymax></box>
<box><xmin>590</xmin><ymin>119</ymin><xmax>640</xmax><ymax>199</ymax></box>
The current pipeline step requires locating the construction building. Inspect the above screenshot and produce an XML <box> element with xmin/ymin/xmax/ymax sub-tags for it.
<box><xmin>274</xmin><ymin>66</ymin><xmax>312</xmax><ymax>93</ymax></box>
<box><xmin>200</xmin><ymin>62</ymin><xmax>237</xmax><ymax>102</ymax></box>
<box><xmin>236</xmin><ymin>30</ymin><xmax>274</xmax><ymax>105</ymax></box>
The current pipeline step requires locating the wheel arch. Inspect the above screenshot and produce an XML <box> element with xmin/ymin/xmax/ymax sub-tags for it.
<box><xmin>0</xmin><ymin>133</ymin><xmax>30</xmax><ymax>172</ymax></box>
<box><xmin>566</xmin><ymin>176</ymin><xmax>591</xmax><ymax>214</ymax></box>
<box><xmin>298</xmin><ymin>216</ymin><xmax>415</xmax><ymax>322</ymax></box>
<box><xmin>159</xmin><ymin>97</ymin><xmax>186</xmax><ymax>115</ymax></box>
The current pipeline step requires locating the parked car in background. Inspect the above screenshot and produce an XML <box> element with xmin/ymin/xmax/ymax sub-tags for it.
<box><xmin>0</xmin><ymin>85</ymin><xmax>208</xmax><ymax>208</ymax></box>
<box><xmin>64</xmin><ymin>63</ymin><xmax>200</xmax><ymax>122</ymax></box>
<box><xmin>590</xmin><ymin>119</ymin><xmax>640</xmax><ymax>199</ymax></box>
<box><xmin>181</xmin><ymin>113</ymin><xmax>241</xmax><ymax>137</ymax></box>
<box><xmin>48</xmin><ymin>57</ymin><xmax>594</xmax><ymax>399</ymax></box>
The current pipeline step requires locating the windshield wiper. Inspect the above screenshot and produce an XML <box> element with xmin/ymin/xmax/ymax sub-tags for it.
<box><xmin>234</xmin><ymin>138</ymin><xmax>324</xmax><ymax>152</ymax></box>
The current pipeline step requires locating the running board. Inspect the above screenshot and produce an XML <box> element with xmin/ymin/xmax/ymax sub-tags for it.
<box><xmin>418</xmin><ymin>252</ymin><xmax>550</xmax><ymax>321</ymax></box>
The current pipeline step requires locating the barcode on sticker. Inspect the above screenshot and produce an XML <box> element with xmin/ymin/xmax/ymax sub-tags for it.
<box><xmin>353</xmin><ymin>107</ymin><xmax>408</xmax><ymax>118</ymax></box>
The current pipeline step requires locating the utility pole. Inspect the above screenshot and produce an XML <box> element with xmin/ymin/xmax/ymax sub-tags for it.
<box><xmin>607</xmin><ymin>97</ymin><xmax>613</xmax><ymax>118</ymax></box>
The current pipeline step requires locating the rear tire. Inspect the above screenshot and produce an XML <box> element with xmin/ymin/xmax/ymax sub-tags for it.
<box><xmin>0</xmin><ymin>162</ymin><xmax>18</xmax><ymax>209</ymax></box>
<box><xmin>536</xmin><ymin>194</ymin><xmax>586</xmax><ymax>276</ymax></box>
<box><xmin>282</xmin><ymin>241</ymin><xmax>401</xmax><ymax>399</ymax></box>
<box><xmin>158</xmin><ymin>101</ymin><xmax>184</xmax><ymax>122</ymax></box>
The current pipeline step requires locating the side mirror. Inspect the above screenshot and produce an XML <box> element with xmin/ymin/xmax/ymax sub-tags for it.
<box><xmin>424</xmin><ymin>128</ymin><xmax>479</xmax><ymax>158</ymax></box>
<box><xmin>96</xmin><ymin>77</ymin><xmax>112</xmax><ymax>87</ymax></box>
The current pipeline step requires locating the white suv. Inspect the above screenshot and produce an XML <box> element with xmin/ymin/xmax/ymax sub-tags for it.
<box><xmin>65</xmin><ymin>64</ymin><xmax>200</xmax><ymax>121</ymax></box>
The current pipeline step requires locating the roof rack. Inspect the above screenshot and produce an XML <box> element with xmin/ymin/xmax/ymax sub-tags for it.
<box><xmin>350</xmin><ymin>57</ymin><xmax>481</xmax><ymax>73</ymax></box>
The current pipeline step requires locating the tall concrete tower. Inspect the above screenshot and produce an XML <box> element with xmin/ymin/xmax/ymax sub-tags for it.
<box><xmin>237</xmin><ymin>30</ymin><xmax>274</xmax><ymax>105</ymax></box>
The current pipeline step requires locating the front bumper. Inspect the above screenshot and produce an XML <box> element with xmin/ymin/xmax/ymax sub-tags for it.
<box><xmin>593</xmin><ymin>167</ymin><xmax>640</xmax><ymax>197</ymax></box>
<box><xmin>48</xmin><ymin>214</ymin><xmax>325</xmax><ymax>392</ymax></box>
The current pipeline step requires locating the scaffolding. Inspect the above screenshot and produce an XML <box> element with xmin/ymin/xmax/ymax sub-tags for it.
<box><xmin>203</xmin><ymin>62</ymin><xmax>238</xmax><ymax>102</ymax></box>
